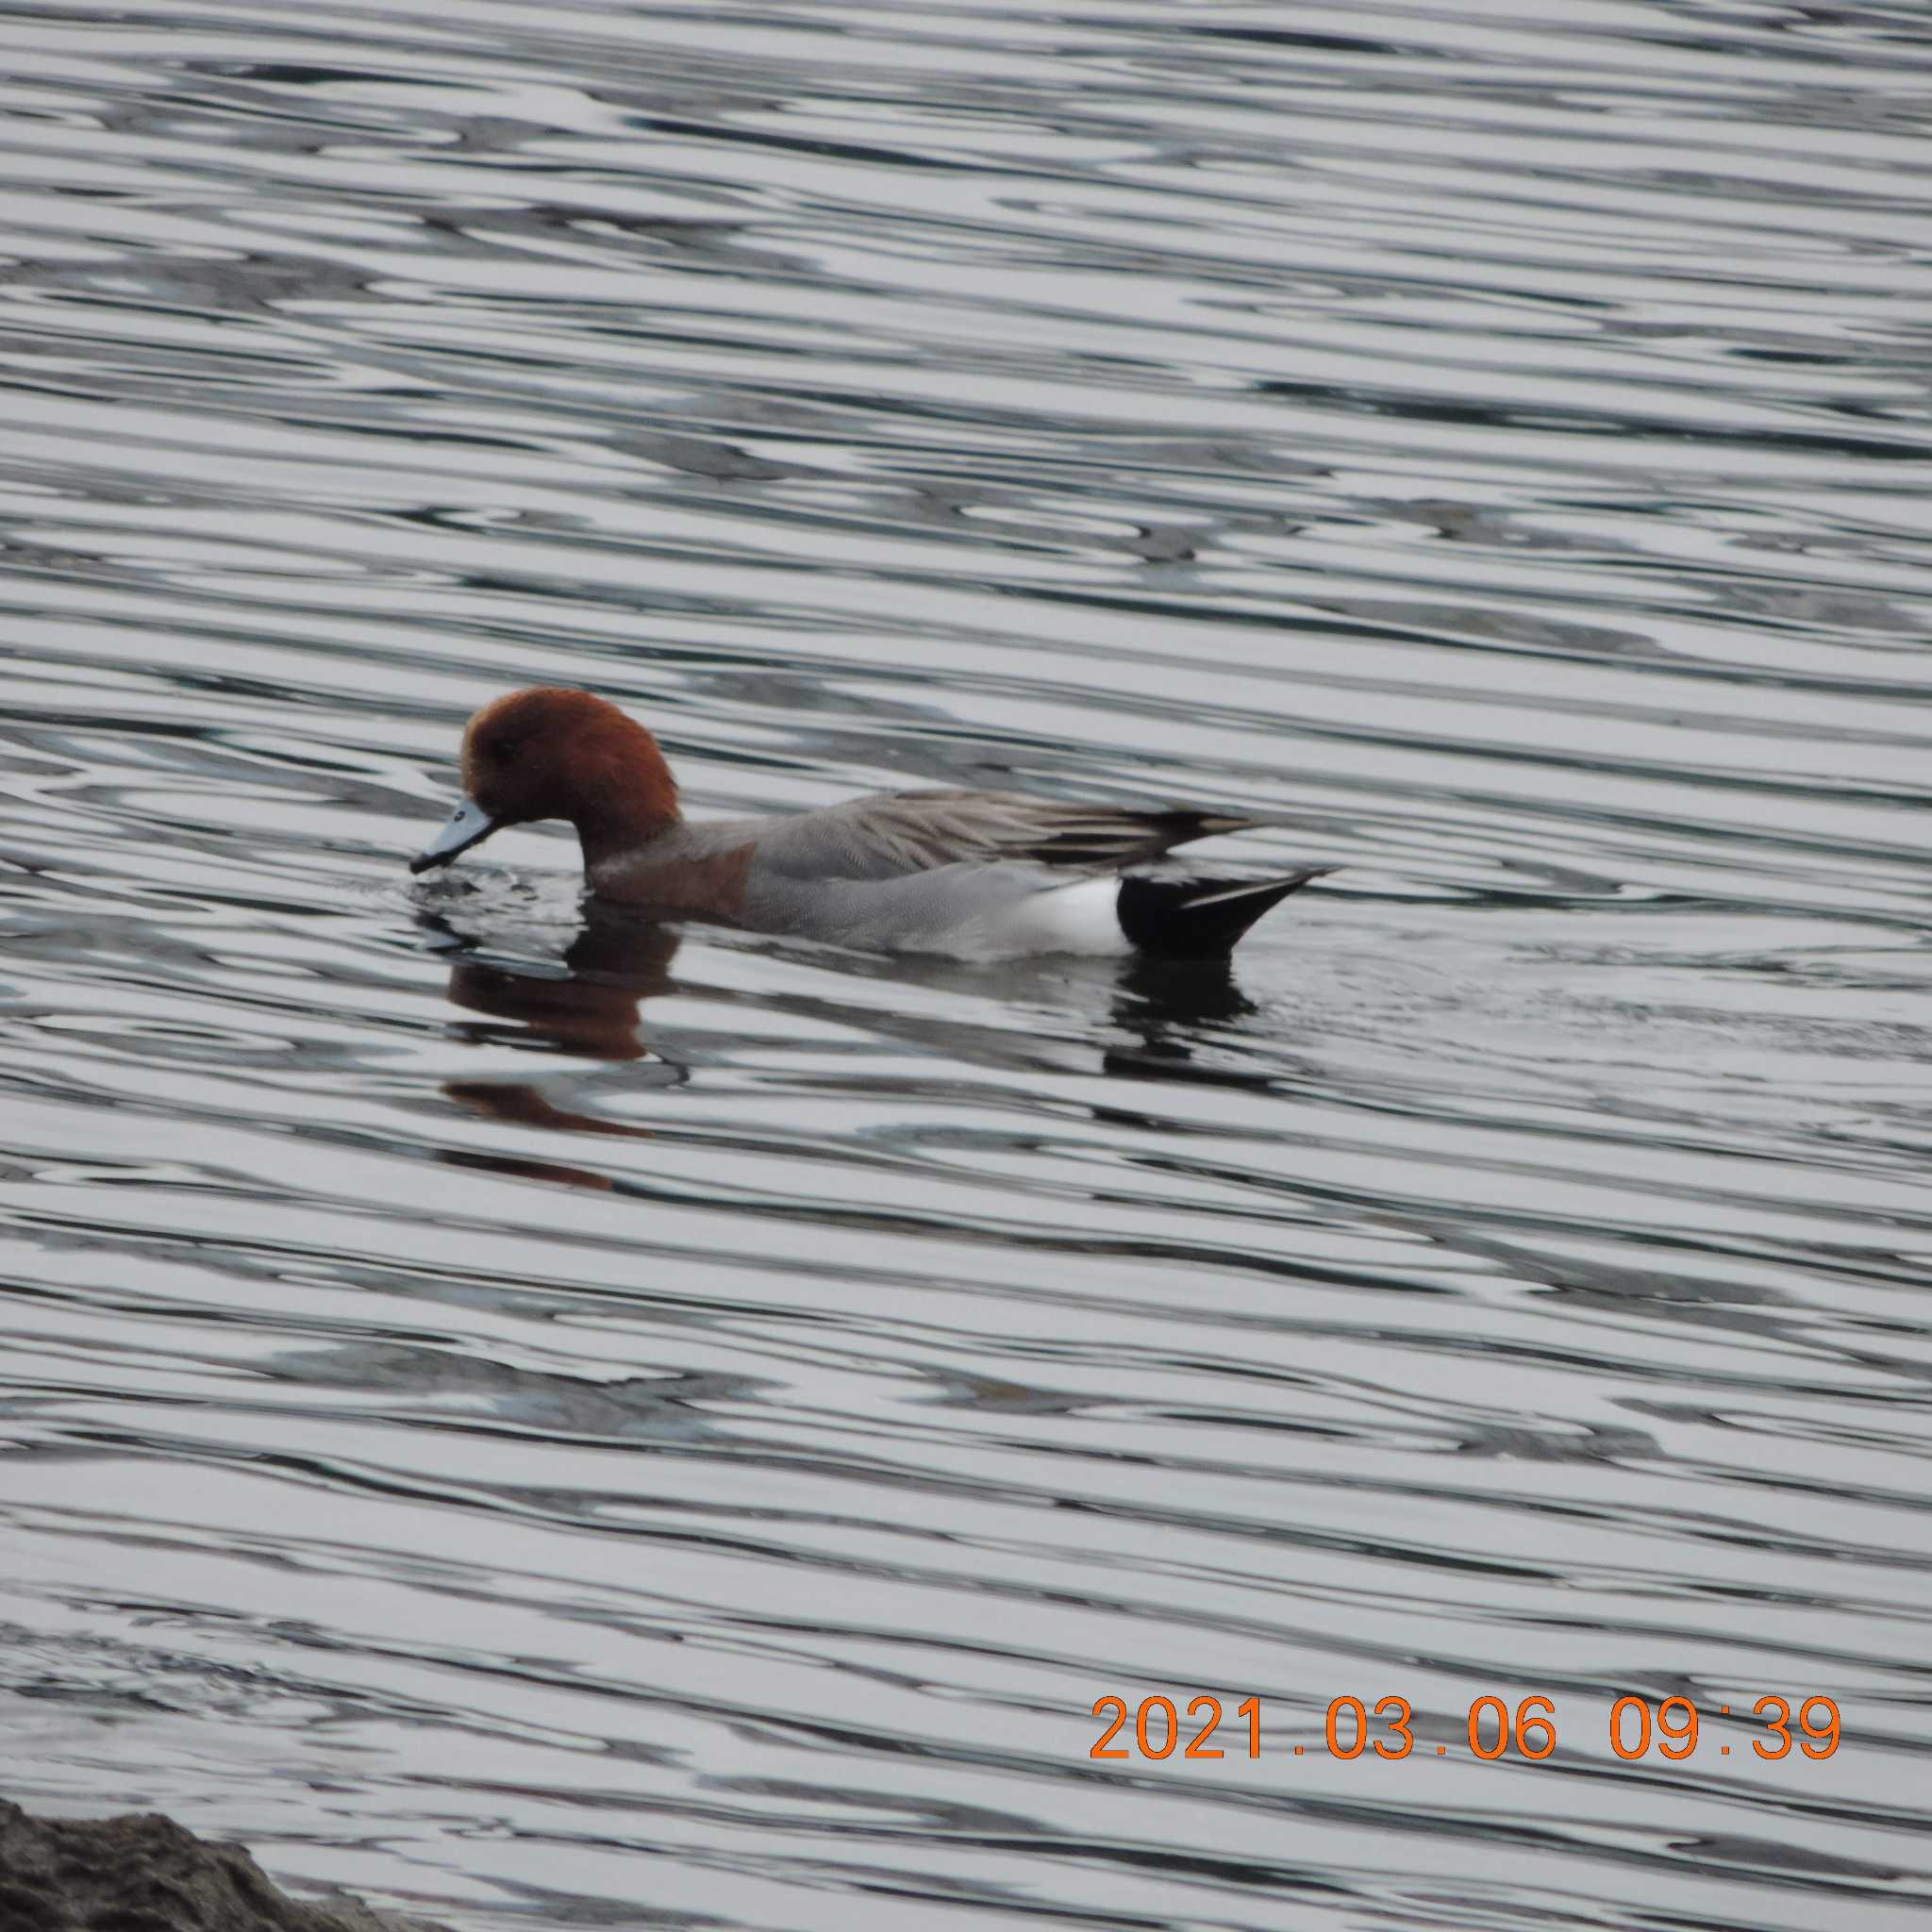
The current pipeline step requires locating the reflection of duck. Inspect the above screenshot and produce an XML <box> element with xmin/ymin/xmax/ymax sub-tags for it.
<box><xmin>419</xmin><ymin>901</ymin><xmax>1301</xmax><ymax>1199</ymax></box>
<box><xmin>412</xmin><ymin>687</ymin><xmax>1332</xmax><ymax>959</ymax></box>
<box><xmin>1099</xmin><ymin>954</ymin><xmax>1289</xmax><ymax>1094</ymax></box>
<box><xmin>443</xmin><ymin>913</ymin><xmax>682</xmax><ymax>1065</ymax></box>
<box><xmin>429</xmin><ymin>913</ymin><xmax>684</xmax><ymax>1187</ymax></box>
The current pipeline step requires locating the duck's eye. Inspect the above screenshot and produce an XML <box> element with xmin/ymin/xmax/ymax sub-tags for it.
<box><xmin>484</xmin><ymin>735</ymin><xmax>519</xmax><ymax>763</ymax></box>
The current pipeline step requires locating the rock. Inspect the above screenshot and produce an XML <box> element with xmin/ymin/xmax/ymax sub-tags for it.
<box><xmin>0</xmin><ymin>1799</ymin><xmax>453</xmax><ymax>1932</ymax></box>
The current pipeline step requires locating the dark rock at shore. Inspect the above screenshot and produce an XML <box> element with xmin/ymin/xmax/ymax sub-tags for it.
<box><xmin>0</xmin><ymin>1800</ymin><xmax>453</xmax><ymax>1932</ymax></box>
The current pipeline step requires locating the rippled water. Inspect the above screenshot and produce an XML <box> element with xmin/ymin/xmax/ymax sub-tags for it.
<box><xmin>2</xmin><ymin>3</ymin><xmax>1930</xmax><ymax>1926</ymax></box>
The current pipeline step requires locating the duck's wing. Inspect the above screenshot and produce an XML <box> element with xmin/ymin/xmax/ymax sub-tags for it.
<box><xmin>756</xmin><ymin>789</ymin><xmax>1261</xmax><ymax>881</ymax></box>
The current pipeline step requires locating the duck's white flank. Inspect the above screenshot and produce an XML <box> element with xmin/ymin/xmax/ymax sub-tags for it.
<box><xmin>948</xmin><ymin>875</ymin><xmax>1130</xmax><ymax>960</ymax></box>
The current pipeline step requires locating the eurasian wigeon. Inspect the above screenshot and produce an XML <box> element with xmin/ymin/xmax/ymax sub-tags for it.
<box><xmin>411</xmin><ymin>688</ymin><xmax>1331</xmax><ymax>958</ymax></box>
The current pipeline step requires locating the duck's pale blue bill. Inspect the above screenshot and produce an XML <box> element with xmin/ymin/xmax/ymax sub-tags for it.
<box><xmin>410</xmin><ymin>797</ymin><xmax>502</xmax><ymax>874</ymax></box>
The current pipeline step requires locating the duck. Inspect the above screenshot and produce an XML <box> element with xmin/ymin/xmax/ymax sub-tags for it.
<box><xmin>410</xmin><ymin>687</ymin><xmax>1330</xmax><ymax>959</ymax></box>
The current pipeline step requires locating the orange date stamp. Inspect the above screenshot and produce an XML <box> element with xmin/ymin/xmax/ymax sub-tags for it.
<box><xmin>1091</xmin><ymin>1692</ymin><xmax>1841</xmax><ymax>1763</ymax></box>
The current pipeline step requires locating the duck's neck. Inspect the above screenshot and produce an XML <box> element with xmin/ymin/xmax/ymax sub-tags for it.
<box><xmin>573</xmin><ymin>733</ymin><xmax>680</xmax><ymax>868</ymax></box>
<box><xmin>576</xmin><ymin>798</ymin><xmax>680</xmax><ymax>871</ymax></box>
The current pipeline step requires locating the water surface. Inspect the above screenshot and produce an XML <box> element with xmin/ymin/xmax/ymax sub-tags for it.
<box><xmin>2</xmin><ymin>3</ymin><xmax>1930</xmax><ymax>1928</ymax></box>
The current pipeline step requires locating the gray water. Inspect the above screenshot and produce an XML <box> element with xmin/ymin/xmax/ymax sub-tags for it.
<box><xmin>2</xmin><ymin>3</ymin><xmax>1930</xmax><ymax>1927</ymax></box>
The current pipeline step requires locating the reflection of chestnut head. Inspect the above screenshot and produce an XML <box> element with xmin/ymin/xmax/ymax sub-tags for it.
<box><xmin>443</xmin><ymin>919</ymin><xmax>682</xmax><ymax>1063</ymax></box>
<box><xmin>434</xmin><ymin>917</ymin><xmax>685</xmax><ymax>1180</ymax></box>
